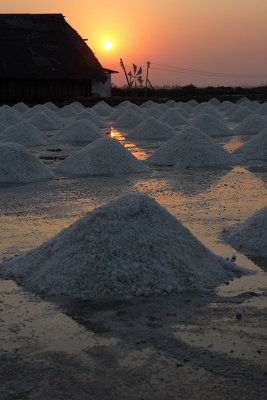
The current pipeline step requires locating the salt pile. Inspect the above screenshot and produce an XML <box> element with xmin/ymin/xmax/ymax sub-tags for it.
<box><xmin>53</xmin><ymin>119</ymin><xmax>104</xmax><ymax>142</ymax></box>
<box><xmin>30</xmin><ymin>112</ymin><xmax>60</xmax><ymax>130</ymax></box>
<box><xmin>127</xmin><ymin>117</ymin><xmax>176</xmax><ymax>139</ymax></box>
<box><xmin>146</xmin><ymin>126</ymin><xmax>239</xmax><ymax>168</ymax></box>
<box><xmin>257</xmin><ymin>102</ymin><xmax>267</xmax><ymax>115</ymax></box>
<box><xmin>159</xmin><ymin>109</ymin><xmax>187</xmax><ymax>125</ymax></box>
<box><xmin>0</xmin><ymin>142</ymin><xmax>54</xmax><ymax>183</ymax></box>
<box><xmin>114</xmin><ymin>109</ymin><xmax>144</xmax><ymax>128</ymax></box>
<box><xmin>191</xmin><ymin>114</ymin><xmax>233</xmax><ymax>136</ymax></box>
<box><xmin>0</xmin><ymin>193</ymin><xmax>240</xmax><ymax>298</ymax></box>
<box><xmin>233</xmin><ymin>128</ymin><xmax>267</xmax><ymax>162</ymax></box>
<box><xmin>235</xmin><ymin>114</ymin><xmax>267</xmax><ymax>135</ymax></box>
<box><xmin>0</xmin><ymin>108</ymin><xmax>22</xmax><ymax>126</ymax></box>
<box><xmin>76</xmin><ymin>110</ymin><xmax>107</xmax><ymax>128</ymax></box>
<box><xmin>43</xmin><ymin>101</ymin><xmax>59</xmax><ymax>112</ymax></box>
<box><xmin>54</xmin><ymin>137</ymin><xmax>148</xmax><ymax>177</ymax></box>
<box><xmin>141</xmin><ymin>106</ymin><xmax>164</xmax><ymax>119</ymax></box>
<box><xmin>24</xmin><ymin>104</ymin><xmax>46</xmax><ymax>117</ymax></box>
<box><xmin>58</xmin><ymin>104</ymin><xmax>78</xmax><ymax>118</ymax></box>
<box><xmin>0</xmin><ymin>121</ymin><xmax>51</xmax><ymax>146</ymax></box>
<box><xmin>224</xmin><ymin>206</ymin><xmax>267</xmax><ymax>258</ymax></box>
<box><xmin>227</xmin><ymin>106</ymin><xmax>253</xmax><ymax>122</ymax></box>
<box><xmin>0</xmin><ymin>122</ymin><xmax>6</xmax><ymax>133</ymax></box>
<box><xmin>92</xmin><ymin>101</ymin><xmax>112</xmax><ymax>117</ymax></box>
<box><xmin>13</xmin><ymin>102</ymin><xmax>29</xmax><ymax>113</ymax></box>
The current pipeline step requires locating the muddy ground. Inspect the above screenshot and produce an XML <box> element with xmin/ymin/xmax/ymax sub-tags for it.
<box><xmin>0</xmin><ymin>132</ymin><xmax>267</xmax><ymax>399</ymax></box>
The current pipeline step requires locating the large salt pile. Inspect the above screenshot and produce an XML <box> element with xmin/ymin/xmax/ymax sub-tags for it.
<box><xmin>235</xmin><ymin>114</ymin><xmax>267</xmax><ymax>135</ymax></box>
<box><xmin>191</xmin><ymin>114</ymin><xmax>233</xmax><ymax>136</ymax></box>
<box><xmin>233</xmin><ymin>128</ymin><xmax>267</xmax><ymax>162</ymax></box>
<box><xmin>159</xmin><ymin>109</ymin><xmax>187</xmax><ymax>126</ymax></box>
<box><xmin>30</xmin><ymin>112</ymin><xmax>60</xmax><ymax>130</ymax></box>
<box><xmin>0</xmin><ymin>121</ymin><xmax>51</xmax><ymax>146</ymax></box>
<box><xmin>256</xmin><ymin>102</ymin><xmax>267</xmax><ymax>116</ymax></box>
<box><xmin>0</xmin><ymin>193</ymin><xmax>240</xmax><ymax>298</ymax></box>
<box><xmin>54</xmin><ymin>137</ymin><xmax>148</xmax><ymax>177</ymax></box>
<box><xmin>0</xmin><ymin>122</ymin><xmax>6</xmax><ymax>133</ymax></box>
<box><xmin>0</xmin><ymin>142</ymin><xmax>54</xmax><ymax>183</ymax></box>
<box><xmin>127</xmin><ymin>117</ymin><xmax>176</xmax><ymax>139</ymax></box>
<box><xmin>142</xmin><ymin>106</ymin><xmax>164</xmax><ymax>119</ymax></box>
<box><xmin>224</xmin><ymin>206</ymin><xmax>267</xmax><ymax>258</ymax></box>
<box><xmin>43</xmin><ymin>101</ymin><xmax>59</xmax><ymax>112</ymax></box>
<box><xmin>76</xmin><ymin>110</ymin><xmax>107</xmax><ymax>128</ymax></box>
<box><xmin>114</xmin><ymin>109</ymin><xmax>144</xmax><ymax>128</ymax></box>
<box><xmin>24</xmin><ymin>104</ymin><xmax>46</xmax><ymax>118</ymax></box>
<box><xmin>53</xmin><ymin>119</ymin><xmax>104</xmax><ymax>142</ymax></box>
<box><xmin>146</xmin><ymin>126</ymin><xmax>239</xmax><ymax>168</ymax></box>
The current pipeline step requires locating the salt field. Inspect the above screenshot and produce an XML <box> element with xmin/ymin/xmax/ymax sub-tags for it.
<box><xmin>0</xmin><ymin>98</ymin><xmax>267</xmax><ymax>399</ymax></box>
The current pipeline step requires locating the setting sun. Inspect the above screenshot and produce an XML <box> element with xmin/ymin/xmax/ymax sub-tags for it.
<box><xmin>102</xmin><ymin>40</ymin><xmax>112</xmax><ymax>50</ymax></box>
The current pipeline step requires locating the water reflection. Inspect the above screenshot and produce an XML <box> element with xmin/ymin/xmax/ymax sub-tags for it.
<box><xmin>107</xmin><ymin>127</ymin><xmax>148</xmax><ymax>160</ymax></box>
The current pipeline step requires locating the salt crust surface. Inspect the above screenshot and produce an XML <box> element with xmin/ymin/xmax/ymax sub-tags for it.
<box><xmin>53</xmin><ymin>119</ymin><xmax>104</xmax><ymax>142</ymax></box>
<box><xmin>191</xmin><ymin>114</ymin><xmax>233</xmax><ymax>137</ymax></box>
<box><xmin>146</xmin><ymin>126</ymin><xmax>239</xmax><ymax>168</ymax></box>
<box><xmin>54</xmin><ymin>137</ymin><xmax>148</xmax><ymax>177</ymax></box>
<box><xmin>0</xmin><ymin>121</ymin><xmax>51</xmax><ymax>146</ymax></box>
<box><xmin>1</xmin><ymin>193</ymin><xmax>240</xmax><ymax>298</ymax></box>
<box><xmin>235</xmin><ymin>115</ymin><xmax>267</xmax><ymax>135</ymax></box>
<box><xmin>233</xmin><ymin>128</ymin><xmax>267</xmax><ymax>161</ymax></box>
<box><xmin>127</xmin><ymin>117</ymin><xmax>176</xmax><ymax>139</ymax></box>
<box><xmin>0</xmin><ymin>142</ymin><xmax>54</xmax><ymax>183</ymax></box>
<box><xmin>225</xmin><ymin>206</ymin><xmax>267</xmax><ymax>258</ymax></box>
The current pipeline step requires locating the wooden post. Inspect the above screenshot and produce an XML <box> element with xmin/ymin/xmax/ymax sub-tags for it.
<box><xmin>145</xmin><ymin>61</ymin><xmax>150</xmax><ymax>97</ymax></box>
<box><xmin>120</xmin><ymin>58</ymin><xmax>131</xmax><ymax>89</ymax></box>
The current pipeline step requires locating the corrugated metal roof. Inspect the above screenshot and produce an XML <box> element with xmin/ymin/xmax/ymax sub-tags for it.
<box><xmin>0</xmin><ymin>14</ymin><xmax>106</xmax><ymax>81</ymax></box>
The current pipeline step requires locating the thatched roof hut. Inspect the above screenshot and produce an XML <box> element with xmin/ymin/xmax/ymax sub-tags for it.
<box><xmin>0</xmin><ymin>14</ymin><xmax>108</xmax><ymax>102</ymax></box>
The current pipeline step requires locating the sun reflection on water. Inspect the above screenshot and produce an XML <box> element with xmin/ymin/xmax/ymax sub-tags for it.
<box><xmin>107</xmin><ymin>127</ymin><xmax>148</xmax><ymax>160</ymax></box>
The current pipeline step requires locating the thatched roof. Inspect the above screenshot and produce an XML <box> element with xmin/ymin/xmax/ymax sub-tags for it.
<box><xmin>0</xmin><ymin>14</ymin><xmax>106</xmax><ymax>81</ymax></box>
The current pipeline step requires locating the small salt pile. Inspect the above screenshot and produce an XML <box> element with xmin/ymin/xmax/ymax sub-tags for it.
<box><xmin>24</xmin><ymin>104</ymin><xmax>46</xmax><ymax>117</ymax></box>
<box><xmin>43</xmin><ymin>101</ymin><xmax>59</xmax><ymax>112</ymax></box>
<box><xmin>208</xmin><ymin>98</ymin><xmax>220</xmax><ymax>106</ymax></box>
<box><xmin>76</xmin><ymin>110</ymin><xmax>107</xmax><ymax>128</ymax></box>
<box><xmin>0</xmin><ymin>108</ymin><xmax>22</xmax><ymax>126</ymax></box>
<box><xmin>30</xmin><ymin>112</ymin><xmax>60</xmax><ymax>130</ymax></box>
<box><xmin>257</xmin><ymin>102</ymin><xmax>267</xmax><ymax>116</ymax></box>
<box><xmin>227</xmin><ymin>106</ymin><xmax>253</xmax><ymax>123</ymax></box>
<box><xmin>44</xmin><ymin>109</ymin><xmax>63</xmax><ymax>125</ymax></box>
<box><xmin>127</xmin><ymin>117</ymin><xmax>176</xmax><ymax>139</ymax></box>
<box><xmin>54</xmin><ymin>136</ymin><xmax>148</xmax><ymax>177</ymax></box>
<box><xmin>0</xmin><ymin>193</ymin><xmax>240</xmax><ymax>298</ymax></box>
<box><xmin>159</xmin><ymin>109</ymin><xmax>187</xmax><ymax>126</ymax></box>
<box><xmin>177</xmin><ymin>102</ymin><xmax>193</xmax><ymax>113</ymax></box>
<box><xmin>188</xmin><ymin>99</ymin><xmax>198</xmax><ymax>107</ymax></box>
<box><xmin>235</xmin><ymin>114</ymin><xmax>267</xmax><ymax>135</ymax></box>
<box><xmin>146</xmin><ymin>126</ymin><xmax>239</xmax><ymax>168</ymax></box>
<box><xmin>58</xmin><ymin>104</ymin><xmax>79</xmax><ymax>118</ymax></box>
<box><xmin>114</xmin><ymin>109</ymin><xmax>144</xmax><ymax>128</ymax></box>
<box><xmin>142</xmin><ymin>106</ymin><xmax>164</xmax><ymax>119</ymax></box>
<box><xmin>0</xmin><ymin>142</ymin><xmax>54</xmax><ymax>183</ymax></box>
<box><xmin>12</xmin><ymin>102</ymin><xmax>29</xmax><ymax>113</ymax></box>
<box><xmin>0</xmin><ymin>121</ymin><xmax>51</xmax><ymax>146</ymax></box>
<box><xmin>0</xmin><ymin>122</ymin><xmax>6</xmax><ymax>133</ymax></box>
<box><xmin>225</xmin><ymin>206</ymin><xmax>267</xmax><ymax>258</ymax></box>
<box><xmin>53</xmin><ymin>119</ymin><xmax>104</xmax><ymax>142</ymax></box>
<box><xmin>218</xmin><ymin>101</ymin><xmax>234</xmax><ymax>113</ymax></box>
<box><xmin>70</xmin><ymin>101</ymin><xmax>84</xmax><ymax>112</ymax></box>
<box><xmin>191</xmin><ymin>114</ymin><xmax>233</xmax><ymax>136</ymax></box>
<box><xmin>233</xmin><ymin>128</ymin><xmax>267</xmax><ymax>162</ymax></box>
<box><xmin>92</xmin><ymin>101</ymin><xmax>113</xmax><ymax>117</ymax></box>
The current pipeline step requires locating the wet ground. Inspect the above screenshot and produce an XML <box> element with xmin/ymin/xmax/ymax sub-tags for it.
<box><xmin>0</xmin><ymin>128</ymin><xmax>267</xmax><ymax>399</ymax></box>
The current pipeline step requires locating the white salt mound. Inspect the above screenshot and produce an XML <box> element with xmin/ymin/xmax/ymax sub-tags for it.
<box><xmin>13</xmin><ymin>102</ymin><xmax>29</xmax><ymax>113</ymax></box>
<box><xmin>43</xmin><ymin>101</ymin><xmax>59</xmax><ymax>112</ymax></box>
<box><xmin>191</xmin><ymin>114</ymin><xmax>233</xmax><ymax>137</ymax></box>
<box><xmin>0</xmin><ymin>193</ymin><xmax>240</xmax><ymax>298</ymax></box>
<box><xmin>24</xmin><ymin>104</ymin><xmax>46</xmax><ymax>117</ymax></box>
<box><xmin>233</xmin><ymin>128</ymin><xmax>267</xmax><ymax>162</ymax></box>
<box><xmin>53</xmin><ymin>119</ymin><xmax>104</xmax><ymax>142</ymax></box>
<box><xmin>0</xmin><ymin>142</ymin><xmax>54</xmax><ymax>183</ymax></box>
<box><xmin>76</xmin><ymin>110</ymin><xmax>107</xmax><ymax>128</ymax></box>
<box><xmin>114</xmin><ymin>109</ymin><xmax>144</xmax><ymax>128</ymax></box>
<box><xmin>92</xmin><ymin>102</ymin><xmax>112</xmax><ymax>116</ymax></box>
<box><xmin>0</xmin><ymin>122</ymin><xmax>6</xmax><ymax>133</ymax></box>
<box><xmin>225</xmin><ymin>206</ymin><xmax>267</xmax><ymax>258</ymax></box>
<box><xmin>58</xmin><ymin>104</ymin><xmax>78</xmax><ymax>118</ymax></box>
<box><xmin>146</xmin><ymin>126</ymin><xmax>239</xmax><ymax>168</ymax></box>
<box><xmin>127</xmin><ymin>117</ymin><xmax>176</xmax><ymax>139</ymax></box>
<box><xmin>159</xmin><ymin>109</ymin><xmax>187</xmax><ymax>125</ymax></box>
<box><xmin>0</xmin><ymin>108</ymin><xmax>22</xmax><ymax>126</ymax></box>
<box><xmin>54</xmin><ymin>137</ymin><xmax>148</xmax><ymax>177</ymax></box>
<box><xmin>30</xmin><ymin>112</ymin><xmax>59</xmax><ymax>130</ymax></box>
<box><xmin>0</xmin><ymin>121</ymin><xmax>51</xmax><ymax>146</ymax></box>
<box><xmin>235</xmin><ymin>114</ymin><xmax>267</xmax><ymax>135</ymax></box>
<box><xmin>227</xmin><ymin>106</ymin><xmax>253</xmax><ymax>122</ymax></box>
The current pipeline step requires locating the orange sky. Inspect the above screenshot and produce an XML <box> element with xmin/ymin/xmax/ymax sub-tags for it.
<box><xmin>1</xmin><ymin>0</ymin><xmax>267</xmax><ymax>87</ymax></box>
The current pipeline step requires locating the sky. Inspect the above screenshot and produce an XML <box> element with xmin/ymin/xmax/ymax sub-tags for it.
<box><xmin>1</xmin><ymin>0</ymin><xmax>267</xmax><ymax>87</ymax></box>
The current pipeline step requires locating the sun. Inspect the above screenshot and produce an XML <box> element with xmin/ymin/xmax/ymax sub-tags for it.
<box><xmin>102</xmin><ymin>40</ymin><xmax>113</xmax><ymax>51</ymax></box>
